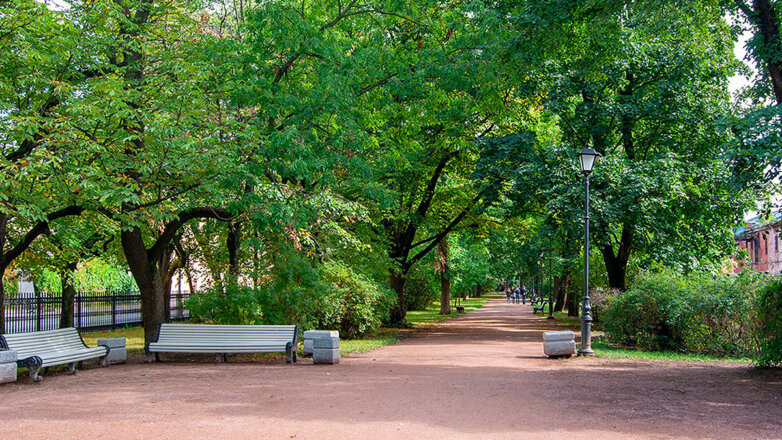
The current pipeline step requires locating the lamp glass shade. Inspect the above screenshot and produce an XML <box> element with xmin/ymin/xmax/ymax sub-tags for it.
<box><xmin>578</xmin><ymin>147</ymin><xmax>599</xmax><ymax>175</ymax></box>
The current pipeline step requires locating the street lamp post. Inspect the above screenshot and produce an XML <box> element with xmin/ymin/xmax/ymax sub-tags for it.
<box><xmin>577</xmin><ymin>147</ymin><xmax>600</xmax><ymax>355</ymax></box>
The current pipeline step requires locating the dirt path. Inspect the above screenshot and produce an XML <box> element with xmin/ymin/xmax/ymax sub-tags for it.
<box><xmin>2</xmin><ymin>298</ymin><xmax>781</xmax><ymax>440</ymax></box>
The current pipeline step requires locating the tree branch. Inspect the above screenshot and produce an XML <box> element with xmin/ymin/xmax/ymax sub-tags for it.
<box><xmin>3</xmin><ymin>206</ymin><xmax>85</xmax><ymax>266</ymax></box>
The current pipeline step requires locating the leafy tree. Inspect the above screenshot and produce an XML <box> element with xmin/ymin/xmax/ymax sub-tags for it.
<box><xmin>497</xmin><ymin>0</ymin><xmax>748</xmax><ymax>290</ymax></box>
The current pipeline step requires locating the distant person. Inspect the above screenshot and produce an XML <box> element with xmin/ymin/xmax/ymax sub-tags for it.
<box><xmin>521</xmin><ymin>283</ymin><xmax>528</xmax><ymax>305</ymax></box>
<box><xmin>514</xmin><ymin>286</ymin><xmax>521</xmax><ymax>304</ymax></box>
<box><xmin>506</xmin><ymin>288</ymin><xmax>512</xmax><ymax>304</ymax></box>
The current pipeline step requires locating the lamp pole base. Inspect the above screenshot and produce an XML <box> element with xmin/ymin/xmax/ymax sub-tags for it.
<box><xmin>577</xmin><ymin>348</ymin><xmax>595</xmax><ymax>356</ymax></box>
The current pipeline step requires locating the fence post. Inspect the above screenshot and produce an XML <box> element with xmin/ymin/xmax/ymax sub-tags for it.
<box><xmin>36</xmin><ymin>291</ymin><xmax>42</xmax><ymax>332</ymax></box>
<box><xmin>77</xmin><ymin>292</ymin><xmax>81</xmax><ymax>329</ymax></box>
<box><xmin>112</xmin><ymin>291</ymin><xmax>117</xmax><ymax>330</ymax></box>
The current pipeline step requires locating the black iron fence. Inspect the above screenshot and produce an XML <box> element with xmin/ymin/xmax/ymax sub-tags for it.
<box><xmin>2</xmin><ymin>290</ymin><xmax>191</xmax><ymax>334</ymax></box>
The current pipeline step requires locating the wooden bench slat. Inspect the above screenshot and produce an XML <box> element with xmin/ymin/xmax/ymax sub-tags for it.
<box><xmin>148</xmin><ymin>324</ymin><xmax>299</xmax><ymax>364</ymax></box>
<box><xmin>1</xmin><ymin>327</ymin><xmax>109</xmax><ymax>382</ymax></box>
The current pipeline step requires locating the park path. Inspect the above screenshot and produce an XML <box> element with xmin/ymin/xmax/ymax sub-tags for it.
<box><xmin>1</xmin><ymin>298</ymin><xmax>781</xmax><ymax>440</ymax></box>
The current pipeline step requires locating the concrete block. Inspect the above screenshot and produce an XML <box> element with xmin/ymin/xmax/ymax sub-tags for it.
<box><xmin>97</xmin><ymin>337</ymin><xmax>127</xmax><ymax>365</ymax></box>
<box><xmin>0</xmin><ymin>363</ymin><xmax>17</xmax><ymax>384</ymax></box>
<box><xmin>0</xmin><ymin>350</ymin><xmax>18</xmax><ymax>364</ymax></box>
<box><xmin>543</xmin><ymin>331</ymin><xmax>575</xmax><ymax>342</ymax></box>
<box><xmin>97</xmin><ymin>337</ymin><xmax>126</xmax><ymax>348</ymax></box>
<box><xmin>303</xmin><ymin>330</ymin><xmax>339</xmax><ymax>339</ymax></box>
<box><xmin>303</xmin><ymin>339</ymin><xmax>314</xmax><ymax>355</ymax></box>
<box><xmin>313</xmin><ymin>348</ymin><xmax>340</xmax><ymax>364</ymax></box>
<box><xmin>313</xmin><ymin>337</ymin><xmax>340</xmax><ymax>349</ymax></box>
<box><xmin>544</xmin><ymin>340</ymin><xmax>576</xmax><ymax>357</ymax></box>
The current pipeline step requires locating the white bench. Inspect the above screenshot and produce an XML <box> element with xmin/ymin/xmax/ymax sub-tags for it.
<box><xmin>147</xmin><ymin>323</ymin><xmax>299</xmax><ymax>364</ymax></box>
<box><xmin>0</xmin><ymin>328</ymin><xmax>110</xmax><ymax>382</ymax></box>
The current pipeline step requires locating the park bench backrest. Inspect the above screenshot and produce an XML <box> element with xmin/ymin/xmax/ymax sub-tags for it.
<box><xmin>1</xmin><ymin>327</ymin><xmax>91</xmax><ymax>359</ymax></box>
<box><xmin>155</xmin><ymin>324</ymin><xmax>297</xmax><ymax>344</ymax></box>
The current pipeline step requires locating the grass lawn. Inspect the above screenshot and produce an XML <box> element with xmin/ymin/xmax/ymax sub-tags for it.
<box><xmin>591</xmin><ymin>340</ymin><xmax>752</xmax><ymax>363</ymax></box>
<box><xmin>77</xmin><ymin>292</ymin><xmax>503</xmax><ymax>357</ymax></box>
<box><xmin>82</xmin><ymin>327</ymin><xmax>146</xmax><ymax>355</ymax></box>
<box><xmin>405</xmin><ymin>292</ymin><xmax>503</xmax><ymax>325</ymax></box>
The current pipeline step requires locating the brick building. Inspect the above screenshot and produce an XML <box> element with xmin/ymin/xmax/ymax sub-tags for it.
<box><xmin>735</xmin><ymin>214</ymin><xmax>782</xmax><ymax>274</ymax></box>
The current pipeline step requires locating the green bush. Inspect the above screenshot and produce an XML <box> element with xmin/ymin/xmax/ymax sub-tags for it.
<box><xmin>757</xmin><ymin>280</ymin><xmax>782</xmax><ymax>367</ymax></box>
<box><xmin>403</xmin><ymin>264</ymin><xmax>438</xmax><ymax>311</ymax></box>
<box><xmin>316</xmin><ymin>261</ymin><xmax>396</xmax><ymax>338</ymax></box>
<box><xmin>603</xmin><ymin>271</ymin><xmax>693</xmax><ymax>351</ymax></box>
<box><xmin>186</xmin><ymin>284</ymin><xmax>267</xmax><ymax>325</ymax></box>
<box><xmin>603</xmin><ymin>270</ymin><xmax>765</xmax><ymax>358</ymax></box>
<box><xmin>590</xmin><ymin>287</ymin><xmax>621</xmax><ymax>324</ymax></box>
<box><xmin>187</xmin><ymin>253</ymin><xmax>395</xmax><ymax>339</ymax></box>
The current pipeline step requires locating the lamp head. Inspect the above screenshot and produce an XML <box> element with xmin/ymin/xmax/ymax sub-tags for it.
<box><xmin>578</xmin><ymin>147</ymin><xmax>600</xmax><ymax>175</ymax></box>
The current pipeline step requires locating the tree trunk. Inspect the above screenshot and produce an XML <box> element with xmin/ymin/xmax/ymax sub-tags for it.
<box><xmin>439</xmin><ymin>274</ymin><xmax>451</xmax><ymax>315</ymax></box>
<box><xmin>121</xmin><ymin>228</ymin><xmax>166</xmax><ymax>350</ymax></box>
<box><xmin>159</xmin><ymin>247</ymin><xmax>173</xmax><ymax>323</ymax></box>
<box><xmin>436</xmin><ymin>237</ymin><xmax>451</xmax><ymax>315</ymax></box>
<box><xmin>388</xmin><ymin>269</ymin><xmax>407</xmax><ymax>325</ymax></box>
<box><xmin>564</xmin><ymin>274</ymin><xmax>578</xmax><ymax>317</ymax></box>
<box><xmin>0</xmin><ymin>273</ymin><xmax>5</xmax><ymax>334</ymax></box>
<box><xmin>0</xmin><ymin>212</ymin><xmax>7</xmax><ymax>334</ymax></box>
<box><xmin>750</xmin><ymin>0</ymin><xmax>782</xmax><ymax>103</ymax></box>
<box><xmin>227</xmin><ymin>222</ymin><xmax>240</xmax><ymax>281</ymax></box>
<box><xmin>59</xmin><ymin>262</ymin><xmax>78</xmax><ymax>329</ymax></box>
<box><xmin>554</xmin><ymin>275</ymin><xmax>566</xmax><ymax>312</ymax></box>
<box><xmin>599</xmin><ymin>224</ymin><xmax>633</xmax><ymax>291</ymax></box>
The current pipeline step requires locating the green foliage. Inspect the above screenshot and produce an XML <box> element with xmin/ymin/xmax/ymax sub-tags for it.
<box><xmin>603</xmin><ymin>270</ymin><xmax>767</xmax><ymax>358</ymax></box>
<box><xmin>185</xmin><ymin>285</ymin><xmax>267</xmax><ymax>326</ymax></box>
<box><xmin>188</xmin><ymin>248</ymin><xmax>394</xmax><ymax>338</ymax></box>
<box><xmin>317</xmin><ymin>261</ymin><xmax>396</xmax><ymax>338</ymax></box>
<box><xmin>757</xmin><ymin>280</ymin><xmax>782</xmax><ymax>367</ymax></box>
<box><xmin>590</xmin><ymin>287</ymin><xmax>621</xmax><ymax>324</ymax></box>
<box><xmin>33</xmin><ymin>260</ymin><xmax>136</xmax><ymax>293</ymax></box>
<box><xmin>403</xmin><ymin>263</ymin><xmax>439</xmax><ymax>311</ymax></box>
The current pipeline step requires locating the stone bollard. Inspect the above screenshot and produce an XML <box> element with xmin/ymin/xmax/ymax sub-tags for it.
<box><xmin>0</xmin><ymin>350</ymin><xmax>18</xmax><ymax>384</ymax></box>
<box><xmin>312</xmin><ymin>336</ymin><xmax>340</xmax><ymax>364</ymax></box>
<box><xmin>302</xmin><ymin>330</ymin><xmax>339</xmax><ymax>356</ymax></box>
<box><xmin>543</xmin><ymin>331</ymin><xmax>576</xmax><ymax>358</ymax></box>
<box><xmin>97</xmin><ymin>337</ymin><xmax>127</xmax><ymax>365</ymax></box>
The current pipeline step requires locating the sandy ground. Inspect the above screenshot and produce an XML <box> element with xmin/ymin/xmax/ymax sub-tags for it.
<box><xmin>1</xmin><ymin>298</ymin><xmax>781</xmax><ymax>440</ymax></box>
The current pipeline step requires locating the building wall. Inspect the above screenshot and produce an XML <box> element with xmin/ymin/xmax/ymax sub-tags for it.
<box><xmin>735</xmin><ymin>223</ymin><xmax>782</xmax><ymax>275</ymax></box>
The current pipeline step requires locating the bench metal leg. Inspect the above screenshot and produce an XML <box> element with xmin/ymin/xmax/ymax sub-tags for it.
<box><xmin>285</xmin><ymin>343</ymin><xmax>293</xmax><ymax>364</ymax></box>
<box><xmin>68</xmin><ymin>362</ymin><xmax>78</xmax><ymax>374</ymax></box>
<box><xmin>215</xmin><ymin>354</ymin><xmax>222</xmax><ymax>363</ymax></box>
<box><xmin>30</xmin><ymin>367</ymin><xmax>42</xmax><ymax>382</ymax></box>
<box><xmin>18</xmin><ymin>356</ymin><xmax>43</xmax><ymax>383</ymax></box>
<box><xmin>100</xmin><ymin>355</ymin><xmax>109</xmax><ymax>367</ymax></box>
<box><xmin>223</xmin><ymin>354</ymin><xmax>228</xmax><ymax>363</ymax></box>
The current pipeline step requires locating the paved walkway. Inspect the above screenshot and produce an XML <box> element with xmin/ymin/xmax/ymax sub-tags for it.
<box><xmin>1</xmin><ymin>298</ymin><xmax>781</xmax><ymax>439</ymax></box>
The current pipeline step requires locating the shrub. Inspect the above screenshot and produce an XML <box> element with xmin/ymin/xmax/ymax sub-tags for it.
<box><xmin>603</xmin><ymin>271</ymin><xmax>693</xmax><ymax>351</ymax></box>
<box><xmin>590</xmin><ymin>287</ymin><xmax>621</xmax><ymax>324</ymax></box>
<box><xmin>403</xmin><ymin>264</ymin><xmax>438</xmax><ymax>311</ymax></box>
<box><xmin>603</xmin><ymin>270</ymin><xmax>766</xmax><ymax>358</ymax></box>
<box><xmin>757</xmin><ymin>279</ymin><xmax>782</xmax><ymax>367</ymax></box>
<box><xmin>186</xmin><ymin>284</ymin><xmax>266</xmax><ymax>325</ymax></box>
<box><xmin>316</xmin><ymin>261</ymin><xmax>396</xmax><ymax>338</ymax></box>
<box><xmin>187</xmin><ymin>256</ymin><xmax>395</xmax><ymax>339</ymax></box>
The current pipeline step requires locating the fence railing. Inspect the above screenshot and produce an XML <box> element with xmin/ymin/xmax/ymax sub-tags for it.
<box><xmin>2</xmin><ymin>290</ymin><xmax>191</xmax><ymax>334</ymax></box>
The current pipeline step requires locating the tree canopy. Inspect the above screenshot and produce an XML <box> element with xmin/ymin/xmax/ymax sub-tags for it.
<box><xmin>0</xmin><ymin>0</ymin><xmax>769</xmax><ymax>338</ymax></box>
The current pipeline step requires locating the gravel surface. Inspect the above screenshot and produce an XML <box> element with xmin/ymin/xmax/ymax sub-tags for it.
<box><xmin>2</xmin><ymin>298</ymin><xmax>781</xmax><ymax>439</ymax></box>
